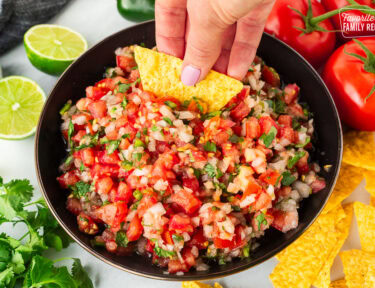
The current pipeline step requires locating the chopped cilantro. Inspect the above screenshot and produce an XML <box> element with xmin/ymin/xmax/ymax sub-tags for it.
<box><xmin>229</xmin><ymin>134</ymin><xmax>244</xmax><ymax>144</ymax></box>
<box><xmin>71</xmin><ymin>181</ymin><xmax>91</xmax><ymax>198</ymax></box>
<box><xmin>132</xmin><ymin>152</ymin><xmax>143</xmax><ymax>162</ymax></box>
<box><xmin>259</xmin><ymin>126</ymin><xmax>277</xmax><ymax>148</ymax></box>
<box><xmin>292</xmin><ymin>118</ymin><xmax>301</xmax><ymax>130</ymax></box>
<box><xmin>142</xmin><ymin>127</ymin><xmax>148</xmax><ymax>135</ymax></box>
<box><xmin>193</xmin><ymin>168</ymin><xmax>201</xmax><ymax>180</ymax></box>
<box><xmin>115</xmin><ymin>231</ymin><xmax>129</xmax><ymax>247</ymax></box>
<box><xmin>121</xmin><ymin>96</ymin><xmax>128</xmax><ymax>108</ymax></box>
<box><xmin>79</xmin><ymin>163</ymin><xmax>85</xmax><ymax>172</ymax></box>
<box><xmin>182</xmin><ymin>100</ymin><xmax>191</xmax><ymax>108</ymax></box>
<box><xmin>106</xmin><ymin>139</ymin><xmax>121</xmax><ymax>154</ymax></box>
<box><xmin>136</xmin><ymin>131</ymin><xmax>141</xmax><ymax>138</ymax></box>
<box><xmin>118</xmin><ymin>83</ymin><xmax>131</xmax><ymax>93</ymax></box>
<box><xmin>68</xmin><ymin>120</ymin><xmax>74</xmax><ymax>148</ymax></box>
<box><xmin>154</xmin><ymin>243</ymin><xmax>176</xmax><ymax>258</ymax></box>
<box><xmin>121</xmin><ymin>160</ymin><xmax>133</xmax><ymax>171</ymax></box>
<box><xmin>164</xmin><ymin>100</ymin><xmax>177</xmax><ymax>109</ymax></box>
<box><xmin>255</xmin><ymin>212</ymin><xmax>268</xmax><ymax>230</ymax></box>
<box><xmin>204</xmin><ymin>163</ymin><xmax>217</xmax><ymax>178</ymax></box>
<box><xmin>287</xmin><ymin>151</ymin><xmax>306</xmax><ymax>169</ymax></box>
<box><xmin>151</xmin><ymin>125</ymin><xmax>159</xmax><ymax>132</ymax></box>
<box><xmin>204</xmin><ymin>141</ymin><xmax>217</xmax><ymax>152</ymax></box>
<box><xmin>231</xmin><ymin>205</ymin><xmax>241</xmax><ymax>212</ymax></box>
<box><xmin>74</xmin><ymin>143</ymin><xmax>94</xmax><ymax>151</ymax></box>
<box><xmin>202</xmin><ymin>110</ymin><xmax>221</xmax><ymax>120</ymax></box>
<box><xmin>281</xmin><ymin>171</ymin><xmax>296</xmax><ymax>186</ymax></box>
<box><xmin>134</xmin><ymin>139</ymin><xmax>144</xmax><ymax>148</ymax></box>
<box><xmin>295</xmin><ymin>136</ymin><xmax>311</xmax><ymax>148</ymax></box>
<box><xmin>172</xmin><ymin>234</ymin><xmax>184</xmax><ymax>243</ymax></box>
<box><xmin>64</xmin><ymin>155</ymin><xmax>73</xmax><ymax>165</ymax></box>
<box><xmin>59</xmin><ymin>101</ymin><xmax>72</xmax><ymax>115</ymax></box>
<box><xmin>274</xmin><ymin>98</ymin><xmax>286</xmax><ymax>114</ymax></box>
<box><xmin>133</xmin><ymin>190</ymin><xmax>143</xmax><ymax>200</ymax></box>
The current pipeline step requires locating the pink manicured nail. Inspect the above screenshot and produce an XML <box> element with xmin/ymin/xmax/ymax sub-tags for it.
<box><xmin>181</xmin><ymin>65</ymin><xmax>201</xmax><ymax>86</ymax></box>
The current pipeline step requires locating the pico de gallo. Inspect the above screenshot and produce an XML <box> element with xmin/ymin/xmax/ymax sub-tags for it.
<box><xmin>58</xmin><ymin>45</ymin><xmax>326</xmax><ymax>274</ymax></box>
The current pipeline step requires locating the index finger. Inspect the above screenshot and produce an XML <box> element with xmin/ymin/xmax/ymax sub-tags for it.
<box><xmin>155</xmin><ymin>0</ymin><xmax>187</xmax><ymax>59</ymax></box>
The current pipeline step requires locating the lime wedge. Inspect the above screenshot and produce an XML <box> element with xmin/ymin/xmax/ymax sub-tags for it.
<box><xmin>24</xmin><ymin>24</ymin><xmax>88</xmax><ymax>75</ymax></box>
<box><xmin>0</xmin><ymin>76</ymin><xmax>46</xmax><ymax>140</ymax></box>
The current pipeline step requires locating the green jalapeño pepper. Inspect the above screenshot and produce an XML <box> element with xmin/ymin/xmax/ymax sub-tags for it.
<box><xmin>117</xmin><ymin>0</ymin><xmax>155</xmax><ymax>22</ymax></box>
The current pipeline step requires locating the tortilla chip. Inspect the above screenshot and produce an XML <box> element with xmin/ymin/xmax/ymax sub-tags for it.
<box><xmin>329</xmin><ymin>279</ymin><xmax>348</xmax><ymax>288</ymax></box>
<box><xmin>343</xmin><ymin>131</ymin><xmax>375</xmax><ymax>171</ymax></box>
<box><xmin>270</xmin><ymin>206</ymin><xmax>345</xmax><ymax>288</ymax></box>
<box><xmin>213</xmin><ymin>283</ymin><xmax>223</xmax><ymax>288</ymax></box>
<box><xmin>134</xmin><ymin>46</ymin><xmax>243</xmax><ymax>112</ymax></box>
<box><xmin>364</xmin><ymin>265</ymin><xmax>375</xmax><ymax>288</ymax></box>
<box><xmin>340</xmin><ymin>249</ymin><xmax>375</xmax><ymax>288</ymax></box>
<box><xmin>313</xmin><ymin>203</ymin><xmax>353</xmax><ymax>288</ymax></box>
<box><xmin>364</xmin><ymin>169</ymin><xmax>375</xmax><ymax>196</ymax></box>
<box><xmin>182</xmin><ymin>282</ymin><xmax>213</xmax><ymax>288</ymax></box>
<box><xmin>371</xmin><ymin>197</ymin><xmax>375</xmax><ymax>207</ymax></box>
<box><xmin>322</xmin><ymin>163</ymin><xmax>364</xmax><ymax>214</ymax></box>
<box><xmin>353</xmin><ymin>202</ymin><xmax>375</xmax><ymax>253</ymax></box>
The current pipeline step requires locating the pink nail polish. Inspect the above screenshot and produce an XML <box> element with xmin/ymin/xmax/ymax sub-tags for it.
<box><xmin>181</xmin><ymin>65</ymin><xmax>201</xmax><ymax>86</ymax></box>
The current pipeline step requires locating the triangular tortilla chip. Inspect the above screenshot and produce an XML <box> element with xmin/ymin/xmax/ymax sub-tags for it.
<box><xmin>354</xmin><ymin>202</ymin><xmax>375</xmax><ymax>253</ymax></box>
<box><xmin>134</xmin><ymin>46</ymin><xmax>243</xmax><ymax>112</ymax></box>
<box><xmin>329</xmin><ymin>279</ymin><xmax>347</xmax><ymax>288</ymax></box>
<box><xmin>343</xmin><ymin>131</ymin><xmax>375</xmax><ymax>171</ymax></box>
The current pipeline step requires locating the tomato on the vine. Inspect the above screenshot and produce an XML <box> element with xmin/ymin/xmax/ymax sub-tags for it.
<box><xmin>322</xmin><ymin>38</ymin><xmax>375</xmax><ymax>131</ymax></box>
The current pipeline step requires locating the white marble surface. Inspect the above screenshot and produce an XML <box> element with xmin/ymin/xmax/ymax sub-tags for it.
<box><xmin>0</xmin><ymin>1</ymin><xmax>369</xmax><ymax>287</ymax></box>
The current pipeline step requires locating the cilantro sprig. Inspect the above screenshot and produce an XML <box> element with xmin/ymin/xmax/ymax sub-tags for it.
<box><xmin>0</xmin><ymin>176</ymin><xmax>93</xmax><ymax>288</ymax></box>
<box><xmin>259</xmin><ymin>126</ymin><xmax>277</xmax><ymax>148</ymax></box>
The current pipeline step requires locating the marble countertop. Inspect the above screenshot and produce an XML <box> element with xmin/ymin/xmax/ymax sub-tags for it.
<box><xmin>0</xmin><ymin>1</ymin><xmax>367</xmax><ymax>287</ymax></box>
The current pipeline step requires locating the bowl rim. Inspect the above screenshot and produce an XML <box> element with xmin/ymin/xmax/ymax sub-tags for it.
<box><xmin>35</xmin><ymin>20</ymin><xmax>343</xmax><ymax>281</ymax></box>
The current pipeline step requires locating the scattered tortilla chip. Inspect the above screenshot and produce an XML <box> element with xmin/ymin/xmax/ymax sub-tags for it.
<box><xmin>270</xmin><ymin>206</ymin><xmax>345</xmax><ymax>288</ymax></box>
<box><xmin>134</xmin><ymin>46</ymin><xmax>243</xmax><ymax>112</ymax></box>
<box><xmin>364</xmin><ymin>265</ymin><xmax>375</xmax><ymax>287</ymax></box>
<box><xmin>313</xmin><ymin>203</ymin><xmax>353</xmax><ymax>288</ymax></box>
<box><xmin>353</xmin><ymin>202</ymin><xmax>375</xmax><ymax>253</ymax></box>
<box><xmin>340</xmin><ymin>249</ymin><xmax>375</xmax><ymax>288</ymax></box>
<box><xmin>322</xmin><ymin>163</ymin><xmax>364</xmax><ymax>214</ymax></box>
<box><xmin>371</xmin><ymin>196</ymin><xmax>375</xmax><ymax>207</ymax></box>
<box><xmin>343</xmin><ymin>131</ymin><xmax>375</xmax><ymax>171</ymax></box>
<box><xmin>329</xmin><ymin>279</ymin><xmax>348</xmax><ymax>288</ymax></box>
<box><xmin>182</xmin><ymin>282</ymin><xmax>222</xmax><ymax>288</ymax></box>
<box><xmin>364</xmin><ymin>169</ymin><xmax>375</xmax><ymax>196</ymax></box>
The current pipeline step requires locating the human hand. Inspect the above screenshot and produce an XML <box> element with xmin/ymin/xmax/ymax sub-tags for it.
<box><xmin>155</xmin><ymin>0</ymin><xmax>275</xmax><ymax>86</ymax></box>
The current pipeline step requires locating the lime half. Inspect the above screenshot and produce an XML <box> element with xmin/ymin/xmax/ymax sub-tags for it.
<box><xmin>24</xmin><ymin>24</ymin><xmax>88</xmax><ymax>75</ymax></box>
<box><xmin>0</xmin><ymin>76</ymin><xmax>46</xmax><ymax>140</ymax></box>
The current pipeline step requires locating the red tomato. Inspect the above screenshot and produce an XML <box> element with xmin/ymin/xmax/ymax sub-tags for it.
<box><xmin>88</xmin><ymin>100</ymin><xmax>107</xmax><ymax>119</ymax></box>
<box><xmin>226</xmin><ymin>86</ymin><xmax>250</xmax><ymax>109</ymax></box>
<box><xmin>116</xmin><ymin>55</ymin><xmax>136</xmax><ymax>71</ymax></box>
<box><xmin>188</xmin><ymin>229</ymin><xmax>207</xmax><ymax>250</ymax></box>
<box><xmin>137</xmin><ymin>195</ymin><xmax>158</xmax><ymax>218</ymax></box>
<box><xmin>86</xmin><ymin>86</ymin><xmax>109</xmax><ymax>100</ymax></box>
<box><xmin>213</xmin><ymin>237</ymin><xmax>235</xmax><ymax>249</ymax></box>
<box><xmin>168</xmin><ymin>259</ymin><xmax>188</xmax><ymax>273</ymax></box>
<box><xmin>81</xmin><ymin>148</ymin><xmax>95</xmax><ymax>166</ymax></box>
<box><xmin>265</xmin><ymin>0</ymin><xmax>336</xmax><ymax>68</ymax></box>
<box><xmin>259</xmin><ymin>169</ymin><xmax>281</xmax><ymax>185</ymax></box>
<box><xmin>66</xmin><ymin>197</ymin><xmax>82</xmax><ymax>215</ymax></box>
<box><xmin>271</xmin><ymin>209</ymin><xmax>299</xmax><ymax>233</ymax></box>
<box><xmin>182</xmin><ymin>176</ymin><xmax>200</xmax><ymax>193</ymax></box>
<box><xmin>97</xmin><ymin>150</ymin><xmax>120</xmax><ymax>165</ymax></box>
<box><xmin>91</xmin><ymin>163</ymin><xmax>119</xmax><ymax>178</ymax></box>
<box><xmin>169</xmin><ymin>214</ymin><xmax>193</xmax><ymax>233</ymax></box>
<box><xmin>126</xmin><ymin>214</ymin><xmax>143</xmax><ymax>241</ymax></box>
<box><xmin>277</xmin><ymin>115</ymin><xmax>293</xmax><ymax>127</ymax></box>
<box><xmin>96</xmin><ymin>176</ymin><xmax>113</xmax><ymax>195</ymax></box>
<box><xmin>116</xmin><ymin>182</ymin><xmax>133</xmax><ymax>203</ymax></box>
<box><xmin>321</xmin><ymin>0</ymin><xmax>375</xmax><ymax>41</ymax></box>
<box><xmin>170</xmin><ymin>189</ymin><xmax>202</xmax><ymax>215</ymax></box>
<box><xmin>311</xmin><ymin>178</ymin><xmax>326</xmax><ymax>193</ymax></box>
<box><xmin>162</xmin><ymin>230</ymin><xmax>174</xmax><ymax>245</ymax></box>
<box><xmin>182</xmin><ymin>247</ymin><xmax>196</xmax><ymax>268</ymax></box>
<box><xmin>278</xmin><ymin>127</ymin><xmax>295</xmax><ymax>143</ymax></box>
<box><xmin>230</xmin><ymin>101</ymin><xmax>251</xmax><ymax>121</ymax></box>
<box><xmin>57</xmin><ymin>171</ymin><xmax>79</xmax><ymax>188</ymax></box>
<box><xmin>283</xmin><ymin>84</ymin><xmax>300</xmax><ymax>104</ymax></box>
<box><xmin>72</xmin><ymin>130</ymin><xmax>86</xmax><ymax>143</ymax></box>
<box><xmin>246</xmin><ymin>117</ymin><xmax>261</xmax><ymax>139</ymax></box>
<box><xmin>259</xmin><ymin>116</ymin><xmax>278</xmax><ymax>134</ymax></box>
<box><xmin>95</xmin><ymin>202</ymin><xmax>128</xmax><ymax>230</ymax></box>
<box><xmin>262</xmin><ymin>65</ymin><xmax>281</xmax><ymax>87</ymax></box>
<box><xmin>322</xmin><ymin>38</ymin><xmax>375</xmax><ymax>131</ymax></box>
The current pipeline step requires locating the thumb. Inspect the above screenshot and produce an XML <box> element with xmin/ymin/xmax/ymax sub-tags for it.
<box><xmin>181</xmin><ymin>1</ymin><xmax>227</xmax><ymax>86</ymax></box>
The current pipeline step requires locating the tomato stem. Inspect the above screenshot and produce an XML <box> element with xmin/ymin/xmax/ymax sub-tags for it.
<box><xmin>344</xmin><ymin>39</ymin><xmax>375</xmax><ymax>102</ymax></box>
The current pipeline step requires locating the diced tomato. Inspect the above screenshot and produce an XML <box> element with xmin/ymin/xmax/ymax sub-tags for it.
<box><xmin>81</xmin><ymin>148</ymin><xmax>95</xmax><ymax>166</ymax></box>
<box><xmin>230</xmin><ymin>101</ymin><xmax>251</xmax><ymax>122</ymax></box>
<box><xmin>221</xmin><ymin>143</ymin><xmax>240</xmax><ymax>160</ymax></box>
<box><xmin>226</xmin><ymin>86</ymin><xmax>250</xmax><ymax>109</ymax></box>
<box><xmin>77</xmin><ymin>212</ymin><xmax>98</xmax><ymax>235</ymax></box>
<box><xmin>169</xmin><ymin>214</ymin><xmax>193</xmax><ymax>233</ymax></box>
<box><xmin>162</xmin><ymin>230</ymin><xmax>174</xmax><ymax>245</ymax></box>
<box><xmin>119</xmin><ymin>138</ymin><xmax>131</xmax><ymax>150</ymax></box>
<box><xmin>182</xmin><ymin>176</ymin><xmax>199</xmax><ymax>193</ymax></box>
<box><xmin>116</xmin><ymin>182</ymin><xmax>133</xmax><ymax>203</ymax></box>
<box><xmin>170</xmin><ymin>190</ymin><xmax>202</xmax><ymax>215</ymax></box>
<box><xmin>97</xmin><ymin>150</ymin><xmax>120</xmax><ymax>165</ymax></box>
<box><xmin>213</xmin><ymin>237</ymin><xmax>235</xmax><ymax>249</ymax></box>
<box><xmin>168</xmin><ymin>259</ymin><xmax>188</xmax><ymax>273</ymax></box>
<box><xmin>76</xmin><ymin>98</ymin><xmax>93</xmax><ymax>111</ymax></box>
<box><xmin>311</xmin><ymin>179</ymin><xmax>326</xmax><ymax>193</ymax></box>
<box><xmin>66</xmin><ymin>197</ymin><xmax>82</xmax><ymax>215</ymax></box>
<box><xmin>277</xmin><ymin>115</ymin><xmax>293</xmax><ymax>127</ymax></box>
<box><xmin>246</xmin><ymin>117</ymin><xmax>261</xmax><ymax>139</ymax></box>
<box><xmin>253</xmin><ymin>192</ymin><xmax>272</xmax><ymax>211</ymax></box>
<box><xmin>91</xmin><ymin>163</ymin><xmax>119</xmax><ymax>178</ymax></box>
<box><xmin>259</xmin><ymin>116</ymin><xmax>278</xmax><ymax>135</ymax></box>
<box><xmin>126</xmin><ymin>214</ymin><xmax>143</xmax><ymax>241</ymax></box>
<box><xmin>252</xmin><ymin>211</ymin><xmax>274</xmax><ymax>232</ymax></box>
<box><xmin>86</xmin><ymin>86</ymin><xmax>110</xmax><ymax>100</ymax></box>
<box><xmin>262</xmin><ymin>65</ymin><xmax>281</xmax><ymax>87</ymax></box>
<box><xmin>259</xmin><ymin>169</ymin><xmax>281</xmax><ymax>185</ymax></box>
<box><xmin>57</xmin><ymin>171</ymin><xmax>79</xmax><ymax>188</ymax></box>
<box><xmin>182</xmin><ymin>247</ymin><xmax>196</xmax><ymax>268</ymax></box>
<box><xmin>271</xmin><ymin>209</ymin><xmax>298</xmax><ymax>233</ymax></box>
<box><xmin>296</xmin><ymin>151</ymin><xmax>310</xmax><ymax>174</ymax></box>
<box><xmin>88</xmin><ymin>100</ymin><xmax>107</xmax><ymax>118</ymax></box>
<box><xmin>287</xmin><ymin>103</ymin><xmax>305</xmax><ymax>118</ymax></box>
<box><xmin>137</xmin><ymin>195</ymin><xmax>158</xmax><ymax>218</ymax></box>
<box><xmin>278</xmin><ymin>127</ymin><xmax>295</xmax><ymax>143</ymax></box>
<box><xmin>190</xmin><ymin>118</ymin><xmax>204</xmax><ymax>135</ymax></box>
<box><xmin>116</xmin><ymin>55</ymin><xmax>136</xmax><ymax>71</ymax></box>
<box><xmin>188</xmin><ymin>229</ymin><xmax>207</xmax><ymax>250</ymax></box>
<box><xmin>96</xmin><ymin>176</ymin><xmax>113</xmax><ymax>195</ymax></box>
<box><xmin>283</xmin><ymin>84</ymin><xmax>300</xmax><ymax>104</ymax></box>
<box><xmin>129</xmin><ymin>69</ymin><xmax>140</xmax><ymax>82</ymax></box>
<box><xmin>72</xmin><ymin>130</ymin><xmax>86</xmax><ymax>143</ymax></box>
<box><xmin>95</xmin><ymin>202</ymin><xmax>128</xmax><ymax>231</ymax></box>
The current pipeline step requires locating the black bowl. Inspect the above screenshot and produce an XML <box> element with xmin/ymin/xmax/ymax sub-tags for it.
<box><xmin>35</xmin><ymin>20</ymin><xmax>342</xmax><ymax>280</ymax></box>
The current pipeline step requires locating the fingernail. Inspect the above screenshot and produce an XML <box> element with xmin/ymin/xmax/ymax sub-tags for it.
<box><xmin>181</xmin><ymin>65</ymin><xmax>201</xmax><ymax>86</ymax></box>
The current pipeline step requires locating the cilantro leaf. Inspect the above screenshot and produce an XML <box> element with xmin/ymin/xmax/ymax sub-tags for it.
<box><xmin>71</xmin><ymin>181</ymin><xmax>91</xmax><ymax>199</ymax></box>
<box><xmin>202</xmin><ymin>111</ymin><xmax>221</xmax><ymax>120</ymax></box>
<box><xmin>295</xmin><ymin>136</ymin><xmax>311</xmax><ymax>148</ymax></box>
<box><xmin>255</xmin><ymin>212</ymin><xmax>268</xmax><ymax>230</ymax></box>
<box><xmin>115</xmin><ymin>231</ymin><xmax>129</xmax><ymax>247</ymax></box>
<box><xmin>72</xmin><ymin>258</ymin><xmax>94</xmax><ymax>288</ymax></box>
<box><xmin>281</xmin><ymin>171</ymin><xmax>296</xmax><ymax>186</ymax></box>
<box><xmin>59</xmin><ymin>101</ymin><xmax>72</xmax><ymax>115</ymax></box>
<box><xmin>134</xmin><ymin>139</ymin><xmax>144</xmax><ymax>148</ymax></box>
<box><xmin>229</xmin><ymin>134</ymin><xmax>244</xmax><ymax>144</ymax></box>
<box><xmin>68</xmin><ymin>120</ymin><xmax>74</xmax><ymax>149</ymax></box>
<box><xmin>204</xmin><ymin>163</ymin><xmax>217</xmax><ymax>178</ymax></box>
<box><xmin>287</xmin><ymin>151</ymin><xmax>306</xmax><ymax>169</ymax></box>
<box><xmin>118</xmin><ymin>83</ymin><xmax>131</xmax><ymax>93</ymax></box>
<box><xmin>204</xmin><ymin>141</ymin><xmax>217</xmax><ymax>152</ymax></box>
<box><xmin>164</xmin><ymin>101</ymin><xmax>177</xmax><ymax>109</ymax></box>
<box><xmin>259</xmin><ymin>126</ymin><xmax>277</xmax><ymax>148</ymax></box>
<box><xmin>172</xmin><ymin>234</ymin><xmax>184</xmax><ymax>243</ymax></box>
<box><xmin>132</xmin><ymin>152</ymin><xmax>143</xmax><ymax>162</ymax></box>
<box><xmin>154</xmin><ymin>243</ymin><xmax>176</xmax><ymax>258</ymax></box>
<box><xmin>106</xmin><ymin>140</ymin><xmax>121</xmax><ymax>155</ymax></box>
<box><xmin>274</xmin><ymin>98</ymin><xmax>286</xmax><ymax>114</ymax></box>
<box><xmin>163</xmin><ymin>117</ymin><xmax>173</xmax><ymax>126</ymax></box>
